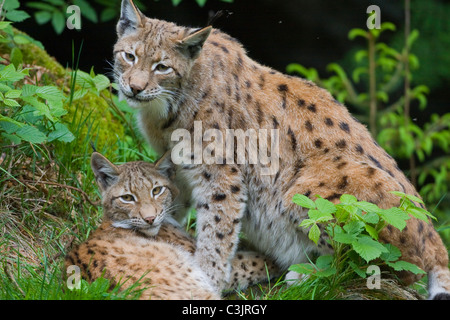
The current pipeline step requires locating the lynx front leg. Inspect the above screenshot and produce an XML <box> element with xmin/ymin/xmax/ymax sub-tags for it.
<box><xmin>189</xmin><ymin>164</ymin><xmax>247</xmax><ymax>292</ymax></box>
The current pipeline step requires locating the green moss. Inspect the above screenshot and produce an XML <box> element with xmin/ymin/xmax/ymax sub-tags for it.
<box><xmin>66</xmin><ymin>90</ymin><xmax>124</xmax><ymax>154</ymax></box>
<box><xmin>1</xmin><ymin>27</ymin><xmax>124</xmax><ymax>155</ymax></box>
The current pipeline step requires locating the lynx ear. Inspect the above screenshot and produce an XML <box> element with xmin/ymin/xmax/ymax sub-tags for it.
<box><xmin>117</xmin><ymin>0</ymin><xmax>145</xmax><ymax>37</ymax></box>
<box><xmin>177</xmin><ymin>26</ymin><xmax>212</xmax><ymax>59</ymax></box>
<box><xmin>91</xmin><ymin>152</ymin><xmax>120</xmax><ymax>192</ymax></box>
<box><xmin>154</xmin><ymin>151</ymin><xmax>176</xmax><ymax>180</ymax></box>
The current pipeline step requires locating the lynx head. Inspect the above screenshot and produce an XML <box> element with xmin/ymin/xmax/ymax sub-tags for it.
<box><xmin>113</xmin><ymin>0</ymin><xmax>211</xmax><ymax>117</ymax></box>
<box><xmin>91</xmin><ymin>152</ymin><xmax>178</xmax><ymax>236</ymax></box>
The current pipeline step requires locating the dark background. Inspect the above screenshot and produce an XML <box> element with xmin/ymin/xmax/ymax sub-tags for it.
<box><xmin>17</xmin><ymin>0</ymin><xmax>402</xmax><ymax>78</ymax></box>
<box><xmin>15</xmin><ymin>0</ymin><xmax>449</xmax><ymax>120</ymax></box>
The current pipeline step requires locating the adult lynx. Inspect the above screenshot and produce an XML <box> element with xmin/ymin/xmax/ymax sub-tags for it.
<box><xmin>113</xmin><ymin>0</ymin><xmax>450</xmax><ymax>299</ymax></box>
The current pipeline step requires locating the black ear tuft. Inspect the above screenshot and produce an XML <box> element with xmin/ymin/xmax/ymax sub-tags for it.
<box><xmin>91</xmin><ymin>152</ymin><xmax>120</xmax><ymax>192</ymax></box>
<box><xmin>177</xmin><ymin>26</ymin><xmax>212</xmax><ymax>59</ymax></box>
<box><xmin>117</xmin><ymin>0</ymin><xmax>145</xmax><ymax>37</ymax></box>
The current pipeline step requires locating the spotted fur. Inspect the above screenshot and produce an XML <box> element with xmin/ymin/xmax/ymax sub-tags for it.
<box><xmin>113</xmin><ymin>0</ymin><xmax>450</xmax><ymax>299</ymax></box>
<box><xmin>65</xmin><ymin>153</ymin><xmax>278</xmax><ymax>299</ymax></box>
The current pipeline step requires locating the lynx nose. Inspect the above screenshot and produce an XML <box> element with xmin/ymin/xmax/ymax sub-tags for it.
<box><xmin>144</xmin><ymin>216</ymin><xmax>156</xmax><ymax>225</ymax></box>
<box><xmin>130</xmin><ymin>83</ymin><xmax>144</xmax><ymax>96</ymax></box>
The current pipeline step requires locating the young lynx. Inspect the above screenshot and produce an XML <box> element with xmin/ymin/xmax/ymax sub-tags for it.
<box><xmin>65</xmin><ymin>153</ymin><xmax>278</xmax><ymax>299</ymax></box>
<box><xmin>113</xmin><ymin>0</ymin><xmax>450</xmax><ymax>299</ymax></box>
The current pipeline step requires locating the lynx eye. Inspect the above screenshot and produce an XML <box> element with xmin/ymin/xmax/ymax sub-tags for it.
<box><xmin>119</xmin><ymin>194</ymin><xmax>135</xmax><ymax>203</ymax></box>
<box><xmin>152</xmin><ymin>63</ymin><xmax>173</xmax><ymax>75</ymax></box>
<box><xmin>152</xmin><ymin>186</ymin><xmax>165</xmax><ymax>198</ymax></box>
<box><xmin>122</xmin><ymin>52</ymin><xmax>136</xmax><ymax>64</ymax></box>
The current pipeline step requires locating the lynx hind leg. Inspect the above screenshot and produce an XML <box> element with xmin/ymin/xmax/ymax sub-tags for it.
<box><xmin>227</xmin><ymin>251</ymin><xmax>281</xmax><ymax>291</ymax></box>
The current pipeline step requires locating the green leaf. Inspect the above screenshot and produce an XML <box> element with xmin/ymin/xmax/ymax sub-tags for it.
<box><xmin>333</xmin><ymin>232</ymin><xmax>356</xmax><ymax>244</ymax></box>
<box><xmin>93</xmin><ymin>74</ymin><xmax>110</xmax><ymax>92</ymax></box>
<box><xmin>5</xmin><ymin>89</ymin><xmax>21</xmax><ymax>99</ymax></box>
<box><xmin>407</xmin><ymin>29</ymin><xmax>419</xmax><ymax>48</ymax></box>
<box><xmin>21</xmin><ymin>84</ymin><xmax>38</xmax><ymax>97</ymax></box>
<box><xmin>75</xmin><ymin>70</ymin><xmax>96</xmax><ymax>88</ymax></box>
<box><xmin>362</xmin><ymin>211</ymin><xmax>379</xmax><ymax>224</ymax></box>
<box><xmin>364</xmin><ymin>224</ymin><xmax>378</xmax><ymax>240</ymax></box>
<box><xmin>71</xmin><ymin>88</ymin><xmax>88</xmax><ymax>100</ymax></box>
<box><xmin>3</xmin><ymin>0</ymin><xmax>20</xmax><ymax>11</ymax></box>
<box><xmin>355</xmin><ymin>201</ymin><xmax>382</xmax><ymax>213</ymax></box>
<box><xmin>315</xmin><ymin>255</ymin><xmax>333</xmax><ymax>270</ymax></box>
<box><xmin>26</xmin><ymin>2</ymin><xmax>58</xmax><ymax>12</ymax></box>
<box><xmin>315</xmin><ymin>198</ymin><xmax>337</xmax><ymax>214</ymax></box>
<box><xmin>292</xmin><ymin>194</ymin><xmax>316</xmax><ymax>209</ymax></box>
<box><xmin>380</xmin><ymin>22</ymin><xmax>396</xmax><ymax>32</ymax></box>
<box><xmin>172</xmin><ymin>0</ymin><xmax>183</xmax><ymax>6</ymax></box>
<box><xmin>386</xmin><ymin>261</ymin><xmax>425</xmax><ymax>275</ymax></box>
<box><xmin>315</xmin><ymin>267</ymin><xmax>337</xmax><ymax>278</ymax></box>
<box><xmin>286</xmin><ymin>64</ymin><xmax>319</xmax><ymax>81</ymax></box>
<box><xmin>352</xmin><ymin>235</ymin><xmax>388</xmax><ymax>263</ymax></box>
<box><xmin>340</xmin><ymin>194</ymin><xmax>357</xmax><ymax>204</ymax></box>
<box><xmin>0</xmin><ymin>21</ymin><xmax>12</xmax><ymax>30</ymax></box>
<box><xmin>36</xmin><ymin>85</ymin><xmax>64</xmax><ymax>99</ymax></box>
<box><xmin>308</xmin><ymin>209</ymin><xmax>333</xmax><ymax>223</ymax></box>
<box><xmin>13</xmin><ymin>34</ymin><xmax>30</xmax><ymax>45</ymax></box>
<box><xmin>100</xmin><ymin>8</ymin><xmax>116</xmax><ymax>22</ymax></box>
<box><xmin>21</xmin><ymin>96</ymin><xmax>56</xmax><ymax>122</ymax></box>
<box><xmin>51</xmin><ymin>10</ymin><xmax>65</xmax><ymax>34</ymax></box>
<box><xmin>0</xmin><ymin>64</ymin><xmax>26</xmax><ymax>82</ymax></box>
<box><xmin>348</xmin><ymin>28</ymin><xmax>368</xmax><ymax>40</ymax></box>
<box><xmin>35</xmin><ymin>11</ymin><xmax>52</xmax><ymax>25</ymax></box>
<box><xmin>45</xmin><ymin>0</ymin><xmax>66</xmax><ymax>5</ymax></box>
<box><xmin>380</xmin><ymin>244</ymin><xmax>401</xmax><ymax>262</ymax></box>
<box><xmin>5</xmin><ymin>10</ymin><xmax>30</xmax><ymax>22</ymax></box>
<box><xmin>0</xmin><ymin>114</ymin><xmax>24</xmax><ymax>129</ymax></box>
<box><xmin>2</xmin><ymin>99</ymin><xmax>20</xmax><ymax>107</ymax></box>
<box><xmin>334</xmin><ymin>207</ymin><xmax>350</xmax><ymax>223</ymax></box>
<box><xmin>343</xmin><ymin>220</ymin><xmax>365</xmax><ymax>235</ymax></box>
<box><xmin>380</xmin><ymin>207</ymin><xmax>409</xmax><ymax>231</ymax></box>
<box><xmin>1</xmin><ymin>132</ymin><xmax>22</xmax><ymax>144</ymax></box>
<box><xmin>348</xmin><ymin>261</ymin><xmax>366</xmax><ymax>278</ymax></box>
<box><xmin>10</xmin><ymin>47</ymin><xmax>23</xmax><ymax>68</ymax></box>
<box><xmin>288</xmin><ymin>263</ymin><xmax>315</xmax><ymax>275</ymax></box>
<box><xmin>195</xmin><ymin>0</ymin><xmax>207</xmax><ymax>7</ymax></box>
<box><xmin>74</xmin><ymin>0</ymin><xmax>98</xmax><ymax>23</ymax></box>
<box><xmin>47</xmin><ymin>123</ymin><xmax>75</xmax><ymax>143</ymax></box>
<box><xmin>408</xmin><ymin>207</ymin><xmax>434</xmax><ymax>222</ymax></box>
<box><xmin>0</xmin><ymin>83</ymin><xmax>12</xmax><ymax>92</ymax></box>
<box><xmin>299</xmin><ymin>218</ymin><xmax>315</xmax><ymax>229</ymax></box>
<box><xmin>15</xmin><ymin>125</ymin><xmax>46</xmax><ymax>143</ymax></box>
<box><xmin>390</xmin><ymin>191</ymin><xmax>424</xmax><ymax>204</ymax></box>
<box><xmin>308</xmin><ymin>224</ymin><xmax>321</xmax><ymax>245</ymax></box>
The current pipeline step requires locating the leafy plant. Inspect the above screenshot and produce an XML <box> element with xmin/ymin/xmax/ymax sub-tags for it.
<box><xmin>25</xmin><ymin>0</ymin><xmax>234</xmax><ymax>34</ymax></box>
<box><xmin>0</xmin><ymin>0</ymin><xmax>30</xmax><ymax>23</ymax></box>
<box><xmin>0</xmin><ymin>61</ymin><xmax>74</xmax><ymax>145</ymax></box>
<box><xmin>287</xmin><ymin>18</ymin><xmax>450</xmax><ymax>221</ymax></box>
<box><xmin>0</xmin><ymin>4</ymin><xmax>76</xmax><ymax>146</ymax></box>
<box><xmin>289</xmin><ymin>192</ymin><xmax>432</xmax><ymax>282</ymax></box>
<box><xmin>26</xmin><ymin>0</ymin><xmax>97</xmax><ymax>34</ymax></box>
<box><xmin>71</xmin><ymin>68</ymin><xmax>110</xmax><ymax>100</ymax></box>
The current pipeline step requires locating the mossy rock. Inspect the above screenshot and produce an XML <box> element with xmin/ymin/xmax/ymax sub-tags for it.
<box><xmin>0</xmin><ymin>27</ymin><xmax>124</xmax><ymax>156</ymax></box>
